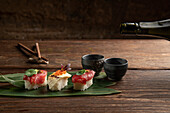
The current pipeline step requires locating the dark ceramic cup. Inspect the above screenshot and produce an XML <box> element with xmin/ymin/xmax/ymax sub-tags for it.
<box><xmin>104</xmin><ymin>58</ymin><xmax>128</xmax><ymax>81</ymax></box>
<box><xmin>81</xmin><ymin>54</ymin><xmax>104</xmax><ymax>76</ymax></box>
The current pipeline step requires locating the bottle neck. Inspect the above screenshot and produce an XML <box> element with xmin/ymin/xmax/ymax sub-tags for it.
<box><xmin>120</xmin><ymin>19</ymin><xmax>170</xmax><ymax>40</ymax></box>
<box><xmin>120</xmin><ymin>22</ymin><xmax>148</xmax><ymax>34</ymax></box>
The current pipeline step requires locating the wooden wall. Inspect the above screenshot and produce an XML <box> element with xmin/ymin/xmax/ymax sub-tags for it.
<box><xmin>0</xmin><ymin>0</ymin><xmax>170</xmax><ymax>40</ymax></box>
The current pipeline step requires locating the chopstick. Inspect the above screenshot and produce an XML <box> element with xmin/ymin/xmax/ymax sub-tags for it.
<box><xmin>16</xmin><ymin>45</ymin><xmax>32</xmax><ymax>58</ymax></box>
<box><xmin>35</xmin><ymin>43</ymin><xmax>41</xmax><ymax>59</ymax></box>
<box><xmin>18</xmin><ymin>43</ymin><xmax>48</xmax><ymax>61</ymax></box>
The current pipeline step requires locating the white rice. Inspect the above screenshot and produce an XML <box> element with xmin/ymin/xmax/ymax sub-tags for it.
<box><xmin>73</xmin><ymin>78</ymin><xmax>93</xmax><ymax>91</ymax></box>
<box><xmin>48</xmin><ymin>77</ymin><xmax>68</xmax><ymax>91</ymax></box>
<box><xmin>24</xmin><ymin>76</ymin><xmax>47</xmax><ymax>90</ymax></box>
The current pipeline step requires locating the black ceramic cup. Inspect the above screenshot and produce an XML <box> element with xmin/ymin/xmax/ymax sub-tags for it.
<box><xmin>104</xmin><ymin>58</ymin><xmax>128</xmax><ymax>81</ymax></box>
<box><xmin>81</xmin><ymin>54</ymin><xmax>104</xmax><ymax>76</ymax></box>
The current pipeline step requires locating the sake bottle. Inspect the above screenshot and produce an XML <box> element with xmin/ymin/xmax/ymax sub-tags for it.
<box><xmin>120</xmin><ymin>19</ymin><xmax>170</xmax><ymax>40</ymax></box>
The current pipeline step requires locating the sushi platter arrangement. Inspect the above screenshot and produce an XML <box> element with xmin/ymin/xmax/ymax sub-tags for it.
<box><xmin>0</xmin><ymin>65</ymin><xmax>121</xmax><ymax>97</ymax></box>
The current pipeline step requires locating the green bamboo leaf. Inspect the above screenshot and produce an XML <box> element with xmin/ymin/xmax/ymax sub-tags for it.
<box><xmin>95</xmin><ymin>72</ymin><xmax>107</xmax><ymax>79</ymax></box>
<box><xmin>0</xmin><ymin>87</ymin><xmax>121</xmax><ymax>97</ymax></box>
<box><xmin>0</xmin><ymin>71</ymin><xmax>121</xmax><ymax>97</ymax></box>
<box><xmin>0</xmin><ymin>73</ymin><xmax>24</xmax><ymax>82</ymax></box>
<box><xmin>2</xmin><ymin>76</ymin><xmax>24</xmax><ymax>88</ymax></box>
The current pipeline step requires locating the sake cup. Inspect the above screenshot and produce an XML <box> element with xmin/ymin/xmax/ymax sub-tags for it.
<box><xmin>81</xmin><ymin>54</ymin><xmax>104</xmax><ymax>76</ymax></box>
<box><xmin>104</xmin><ymin>58</ymin><xmax>128</xmax><ymax>81</ymax></box>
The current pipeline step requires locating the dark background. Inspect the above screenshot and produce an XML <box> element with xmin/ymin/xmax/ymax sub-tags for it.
<box><xmin>0</xmin><ymin>0</ymin><xmax>170</xmax><ymax>40</ymax></box>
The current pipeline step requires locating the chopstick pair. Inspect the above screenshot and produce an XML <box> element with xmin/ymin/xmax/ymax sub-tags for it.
<box><xmin>17</xmin><ymin>43</ymin><xmax>49</xmax><ymax>64</ymax></box>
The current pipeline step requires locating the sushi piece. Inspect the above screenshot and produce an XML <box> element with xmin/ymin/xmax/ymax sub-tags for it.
<box><xmin>48</xmin><ymin>64</ymin><xmax>72</xmax><ymax>91</ymax></box>
<box><xmin>72</xmin><ymin>69</ymin><xmax>95</xmax><ymax>91</ymax></box>
<box><xmin>23</xmin><ymin>69</ymin><xmax>47</xmax><ymax>90</ymax></box>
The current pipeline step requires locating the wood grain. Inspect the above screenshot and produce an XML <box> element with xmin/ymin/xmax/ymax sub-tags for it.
<box><xmin>0</xmin><ymin>70</ymin><xmax>169</xmax><ymax>113</ymax></box>
<box><xmin>0</xmin><ymin>39</ymin><xmax>170</xmax><ymax>113</ymax></box>
<box><xmin>0</xmin><ymin>39</ymin><xmax>170</xmax><ymax>70</ymax></box>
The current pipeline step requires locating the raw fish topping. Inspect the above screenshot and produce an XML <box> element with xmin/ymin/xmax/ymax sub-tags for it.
<box><xmin>23</xmin><ymin>70</ymin><xmax>47</xmax><ymax>84</ymax></box>
<box><xmin>72</xmin><ymin>70</ymin><xmax>95</xmax><ymax>84</ymax></box>
<box><xmin>49</xmin><ymin>64</ymin><xmax>72</xmax><ymax>78</ymax></box>
<box><xmin>54</xmin><ymin>70</ymin><xmax>67</xmax><ymax>76</ymax></box>
<box><xmin>49</xmin><ymin>70</ymin><xmax>71</xmax><ymax>78</ymax></box>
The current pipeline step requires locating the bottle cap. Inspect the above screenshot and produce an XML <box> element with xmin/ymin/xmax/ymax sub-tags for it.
<box><xmin>120</xmin><ymin>23</ymin><xmax>139</xmax><ymax>34</ymax></box>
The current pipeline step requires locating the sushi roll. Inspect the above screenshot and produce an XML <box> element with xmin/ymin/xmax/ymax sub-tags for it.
<box><xmin>48</xmin><ymin>64</ymin><xmax>72</xmax><ymax>91</ymax></box>
<box><xmin>23</xmin><ymin>69</ymin><xmax>47</xmax><ymax>90</ymax></box>
<box><xmin>72</xmin><ymin>69</ymin><xmax>95</xmax><ymax>91</ymax></box>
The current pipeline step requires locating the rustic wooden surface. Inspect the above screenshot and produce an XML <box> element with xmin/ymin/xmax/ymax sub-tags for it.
<box><xmin>0</xmin><ymin>39</ymin><xmax>170</xmax><ymax>70</ymax></box>
<box><xmin>0</xmin><ymin>39</ymin><xmax>170</xmax><ymax>113</ymax></box>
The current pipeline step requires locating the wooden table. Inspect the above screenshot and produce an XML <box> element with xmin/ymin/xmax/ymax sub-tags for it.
<box><xmin>0</xmin><ymin>39</ymin><xmax>170</xmax><ymax>113</ymax></box>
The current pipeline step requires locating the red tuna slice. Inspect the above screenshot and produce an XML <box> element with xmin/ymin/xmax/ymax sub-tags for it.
<box><xmin>23</xmin><ymin>70</ymin><xmax>47</xmax><ymax>84</ymax></box>
<box><xmin>72</xmin><ymin>70</ymin><xmax>95</xmax><ymax>84</ymax></box>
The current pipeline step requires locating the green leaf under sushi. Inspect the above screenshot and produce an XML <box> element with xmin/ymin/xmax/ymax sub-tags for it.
<box><xmin>2</xmin><ymin>76</ymin><xmax>24</xmax><ymax>88</ymax></box>
<box><xmin>94</xmin><ymin>72</ymin><xmax>107</xmax><ymax>79</ymax></box>
<box><xmin>0</xmin><ymin>71</ymin><xmax>121</xmax><ymax>97</ymax></box>
<box><xmin>0</xmin><ymin>73</ymin><xmax>24</xmax><ymax>82</ymax></box>
<box><xmin>0</xmin><ymin>87</ymin><xmax>121</xmax><ymax>97</ymax></box>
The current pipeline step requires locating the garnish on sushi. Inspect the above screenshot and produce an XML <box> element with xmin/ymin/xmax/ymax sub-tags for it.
<box><xmin>72</xmin><ymin>69</ymin><xmax>95</xmax><ymax>91</ymax></box>
<box><xmin>23</xmin><ymin>69</ymin><xmax>47</xmax><ymax>90</ymax></box>
<box><xmin>48</xmin><ymin>64</ymin><xmax>72</xmax><ymax>91</ymax></box>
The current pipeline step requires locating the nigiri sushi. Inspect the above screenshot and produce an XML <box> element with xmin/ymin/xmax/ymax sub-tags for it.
<box><xmin>72</xmin><ymin>69</ymin><xmax>95</xmax><ymax>91</ymax></box>
<box><xmin>48</xmin><ymin>64</ymin><xmax>72</xmax><ymax>91</ymax></box>
<box><xmin>23</xmin><ymin>69</ymin><xmax>47</xmax><ymax>90</ymax></box>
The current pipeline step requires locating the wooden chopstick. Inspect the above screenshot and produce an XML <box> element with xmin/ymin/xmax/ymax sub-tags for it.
<box><xmin>18</xmin><ymin>43</ymin><xmax>48</xmax><ymax>61</ymax></box>
<box><xmin>35</xmin><ymin>43</ymin><xmax>41</xmax><ymax>59</ymax></box>
<box><xmin>16</xmin><ymin>45</ymin><xmax>32</xmax><ymax>57</ymax></box>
